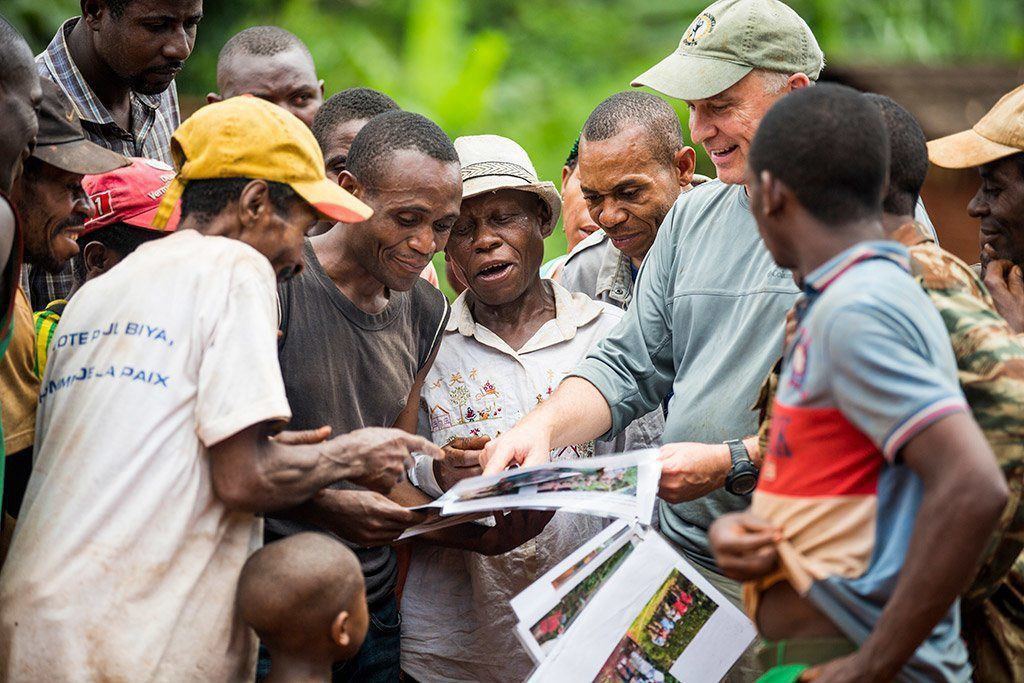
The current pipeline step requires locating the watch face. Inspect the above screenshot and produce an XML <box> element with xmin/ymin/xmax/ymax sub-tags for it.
<box><xmin>730</xmin><ymin>472</ymin><xmax>757</xmax><ymax>496</ymax></box>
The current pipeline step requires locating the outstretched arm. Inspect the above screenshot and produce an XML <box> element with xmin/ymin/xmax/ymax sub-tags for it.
<box><xmin>208</xmin><ymin>422</ymin><xmax>441</xmax><ymax>513</ymax></box>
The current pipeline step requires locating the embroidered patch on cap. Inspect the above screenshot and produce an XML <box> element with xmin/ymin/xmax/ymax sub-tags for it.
<box><xmin>682</xmin><ymin>12</ymin><xmax>716</xmax><ymax>46</ymax></box>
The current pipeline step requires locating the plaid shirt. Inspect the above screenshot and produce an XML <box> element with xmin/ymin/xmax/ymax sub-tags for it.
<box><xmin>27</xmin><ymin>17</ymin><xmax>180</xmax><ymax>308</ymax></box>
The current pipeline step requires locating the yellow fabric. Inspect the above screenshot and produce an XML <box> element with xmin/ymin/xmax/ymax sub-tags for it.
<box><xmin>153</xmin><ymin>96</ymin><xmax>372</xmax><ymax>227</ymax></box>
<box><xmin>0</xmin><ymin>290</ymin><xmax>40</xmax><ymax>454</ymax></box>
<box><xmin>744</xmin><ymin>492</ymin><xmax>878</xmax><ymax>621</ymax></box>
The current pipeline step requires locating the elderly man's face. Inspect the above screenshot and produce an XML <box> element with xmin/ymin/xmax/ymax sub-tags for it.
<box><xmin>216</xmin><ymin>48</ymin><xmax>323</xmax><ymax>128</ymax></box>
<box><xmin>86</xmin><ymin>0</ymin><xmax>202</xmax><ymax>96</ymax></box>
<box><xmin>448</xmin><ymin>189</ymin><xmax>548</xmax><ymax>306</ymax></box>
<box><xmin>578</xmin><ymin>125</ymin><xmax>689</xmax><ymax>264</ymax></box>
<box><xmin>970</xmin><ymin>155</ymin><xmax>1024</xmax><ymax>267</ymax></box>
<box><xmin>560</xmin><ymin>165</ymin><xmax>599</xmax><ymax>251</ymax></box>
<box><xmin>343</xmin><ymin>149</ymin><xmax>461</xmax><ymax>292</ymax></box>
<box><xmin>11</xmin><ymin>159</ymin><xmax>92</xmax><ymax>273</ymax></box>
<box><xmin>686</xmin><ymin>71</ymin><xmax>805</xmax><ymax>185</ymax></box>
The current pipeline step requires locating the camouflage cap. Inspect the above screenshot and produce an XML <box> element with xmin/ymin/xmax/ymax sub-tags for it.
<box><xmin>632</xmin><ymin>0</ymin><xmax>824</xmax><ymax>101</ymax></box>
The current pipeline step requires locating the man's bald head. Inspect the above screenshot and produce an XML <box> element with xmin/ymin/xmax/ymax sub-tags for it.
<box><xmin>237</xmin><ymin>533</ymin><xmax>366</xmax><ymax>657</ymax></box>
<box><xmin>213</xmin><ymin>26</ymin><xmax>322</xmax><ymax>127</ymax></box>
<box><xmin>582</xmin><ymin>91</ymin><xmax>684</xmax><ymax>165</ymax></box>
<box><xmin>217</xmin><ymin>26</ymin><xmax>313</xmax><ymax>88</ymax></box>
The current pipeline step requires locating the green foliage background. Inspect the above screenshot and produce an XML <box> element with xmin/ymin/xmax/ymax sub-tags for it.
<box><xmin>9</xmin><ymin>0</ymin><xmax>1024</xmax><ymax>266</ymax></box>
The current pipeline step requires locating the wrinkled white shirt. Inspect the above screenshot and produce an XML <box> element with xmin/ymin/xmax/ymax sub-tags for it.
<box><xmin>402</xmin><ymin>281</ymin><xmax>663</xmax><ymax>682</ymax></box>
<box><xmin>0</xmin><ymin>232</ymin><xmax>291</xmax><ymax>682</ymax></box>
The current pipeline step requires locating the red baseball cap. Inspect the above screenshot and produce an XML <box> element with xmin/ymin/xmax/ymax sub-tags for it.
<box><xmin>82</xmin><ymin>157</ymin><xmax>181</xmax><ymax>237</ymax></box>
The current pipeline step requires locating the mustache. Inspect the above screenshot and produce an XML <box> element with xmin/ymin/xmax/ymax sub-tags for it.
<box><xmin>149</xmin><ymin>61</ymin><xmax>184</xmax><ymax>74</ymax></box>
<box><xmin>51</xmin><ymin>214</ymin><xmax>87</xmax><ymax>237</ymax></box>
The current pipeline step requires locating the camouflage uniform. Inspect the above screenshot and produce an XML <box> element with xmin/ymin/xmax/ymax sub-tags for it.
<box><xmin>754</xmin><ymin>221</ymin><xmax>1024</xmax><ymax>681</ymax></box>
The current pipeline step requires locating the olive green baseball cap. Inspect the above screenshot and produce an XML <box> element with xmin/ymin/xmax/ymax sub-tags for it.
<box><xmin>632</xmin><ymin>0</ymin><xmax>824</xmax><ymax>101</ymax></box>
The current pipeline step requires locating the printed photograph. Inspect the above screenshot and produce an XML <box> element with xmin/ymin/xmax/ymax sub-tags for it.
<box><xmin>536</xmin><ymin>465</ymin><xmax>638</xmax><ymax>495</ymax></box>
<box><xmin>593</xmin><ymin>569</ymin><xmax>718</xmax><ymax>683</ymax></box>
<box><xmin>455</xmin><ymin>467</ymin><xmax>581</xmax><ymax>501</ymax></box>
<box><xmin>454</xmin><ymin>464</ymin><xmax>637</xmax><ymax>502</ymax></box>
<box><xmin>530</xmin><ymin>542</ymin><xmax>636</xmax><ymax>648</ymax></box>
<box><xmin>551</xmin><ymin>526</ymin><xmax>631</xmax><ymax>590</ymax></box>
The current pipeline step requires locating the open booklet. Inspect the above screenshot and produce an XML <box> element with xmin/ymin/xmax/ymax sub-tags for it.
<box><xmin>518</xmin><ymin>524</ymin><xmax>757</xmax><ymax>683</ymax></box>
<box><xmin>399</xmin><ymin>449</ymin><xmax>661</xmax><ymax>539</ymax></box>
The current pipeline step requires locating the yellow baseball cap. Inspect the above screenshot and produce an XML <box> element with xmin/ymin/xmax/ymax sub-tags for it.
<box><xmin>153</xmin><ymin>96</ymin><xmax>372</xmax><ymax>228</ymax></box>
<box><xmin>928</xmin><ymin>83</ymin><xmax>1024</xmax><ymax>169</ymax></box>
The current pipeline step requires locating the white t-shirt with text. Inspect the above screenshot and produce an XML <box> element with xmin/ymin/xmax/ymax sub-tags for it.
<box><xmin>0</xmin><ymin>230</ymin><xmax>291</xmax><ymax>681</ymax></box>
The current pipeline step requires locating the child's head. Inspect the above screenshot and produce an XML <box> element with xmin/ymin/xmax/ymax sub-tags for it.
<box><xmin>237</xmin><ymin>532</ymin><xmax>368</xmax><ymax>664</ymax></box>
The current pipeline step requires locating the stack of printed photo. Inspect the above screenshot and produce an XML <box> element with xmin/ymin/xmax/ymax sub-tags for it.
<box><xmin>399</xmin><ymin>449</ymin><xmax>662</xmax><ymax>539</ymax></box>
<box><xmin>511</xmin><ymin>522</ymin><xmax>758</xmax><ymax>682</ymax></box>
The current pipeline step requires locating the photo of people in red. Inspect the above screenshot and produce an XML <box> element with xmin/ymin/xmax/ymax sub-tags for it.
<box><xmin>596</xmin><ymin>570</ymin><xmax>717</xmax><ymax>683</ymax></box>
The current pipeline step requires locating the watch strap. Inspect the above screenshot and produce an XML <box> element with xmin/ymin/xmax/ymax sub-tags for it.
<box><xmin>724</xmin><ymin>439</ymin><xmax>751</xmax><ymax>468</ymax></box>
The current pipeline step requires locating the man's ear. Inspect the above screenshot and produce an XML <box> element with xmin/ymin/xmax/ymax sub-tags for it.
<box><xmin>330</xmin><ymin>610</ymin><xmax>351</xmax><ymax>648</ymax></box>
<box><xmin>318</xmin><ymin>80</ymin><xmax>326</xmax><ymax>98</ymax></box>
<box><xmin>81</xmin><ymin>0</ymin><xmax>105</xmax><ymax>26</ymax></box>
<box><xmin>787</xmin><ymin>73</ymin><xmax>812</xmax><ymax>93</ymax></box>
<box><xmin>338</xmin><ymin>171</ymin><xmax>362</xmax><ymax>198</ymax></box>
<box><xmin>82</xmin><ymin>241</ymin><xmax>107</xmax><ymax>277</ymax></box>
<box><xmin>445</xmin><ymin>250</ymin><xmax>468</xmax><ymax>290</ymax></box>
<box><xmin>561</xmin><ymin>165</ymin><xmax>573</xmax><ymax>192</ymax></box>
<box><xmin>760</xmin><ymin>169</ymin><xmax>787</xmax><ymax>218</ymax></box>
<box><xmin>674</xmin><ymin>147</ymin><xmax>697</xmax><ymax>188</ymax></box>
<box><xmin>206</xmin><ymin>93</ymin><xmax>223</xmax><ymax>105</ymax></box>
<box><xmin>238</xmin><ymin>179</ymin><xmax>271</xmax><ymax>229</ymax></box>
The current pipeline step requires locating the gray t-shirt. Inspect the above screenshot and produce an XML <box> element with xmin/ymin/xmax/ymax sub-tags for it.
<box><xmin>267</xmin><ymin>240</ymin><xmax>449</xmax><ymax>605</ymax></box>
<box><xmin>572</xmin><ymin>180</ymin><xmax>800</xmax><ymax>571</ymax></box>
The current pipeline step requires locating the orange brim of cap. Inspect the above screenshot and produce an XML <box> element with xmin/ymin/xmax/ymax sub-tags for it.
<box><xmin>927</xmin><ymin>128</ymin><xmax>1023</xmax><ymax>169</ymax></box>
<box><xmin>290</xmin><ymin>178</ymin><xmax>373</xmax><ymax>223</ymax></box>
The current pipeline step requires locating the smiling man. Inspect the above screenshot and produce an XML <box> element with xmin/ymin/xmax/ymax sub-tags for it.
<box><xmin>561</xmin><ymin>91</ymin><xmax>699</xmax><ymax>309</ymax></box>
<box><xmin>1</xmin><ymin>80</ymin><xmax>127</xmax><ymax>529</ymax></box>
<box><xmin>268</xmin><ymin>110</ymin><xmax>460</xmax><ymax>682</ymax></box>
<box><xmin>30</xmin><ymin>0</ymin><xmax>201</xmax><ymax>307</ymax></box>
<box><xmin>209</xmin><ymin>25</ymin><xmax>323</xmax><ymax>128</ymax></box>
<box><xmin>482</xmin><ymin>2</ymin><xmax>824</xmax><ymax>679</ymax></box>
<box><xmin>929</xmin><ymin>83</ymin><xmax>1024</xmax><ymax>334</ymax></box>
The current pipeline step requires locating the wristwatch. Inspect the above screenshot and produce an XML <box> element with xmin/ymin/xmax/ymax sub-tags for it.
<box><xmin>724</xmin><ymin>439</ymin><xmax>759</xmax><ymax>496</ymax></box>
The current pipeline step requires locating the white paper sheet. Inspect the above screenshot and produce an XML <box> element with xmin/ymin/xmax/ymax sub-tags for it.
<box><xmin>511</xmin><ymin>519</ymin><xmax>642</xmax><ymax>662</ymax></box>
<box><xmin>528</xmin><ymin>531</ymin><xmax>757</xmax><ymax>683</ymax></box>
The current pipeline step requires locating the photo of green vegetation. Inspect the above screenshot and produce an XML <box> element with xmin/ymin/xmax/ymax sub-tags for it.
<box><xmin>595</xmin><ymin>569</ymin><xmax>717</xmax><ymax>683</ymax></box>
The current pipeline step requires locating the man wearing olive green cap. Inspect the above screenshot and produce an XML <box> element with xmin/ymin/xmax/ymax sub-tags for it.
<box><xmin>0</xmin><ymin>96</ymin><xmax>444</xmax><ymax>681</ymax></box>
<box><xmin>484</xmin><ymin>2</ymin><xmax>822</xmax><ymax>678</ymax></box>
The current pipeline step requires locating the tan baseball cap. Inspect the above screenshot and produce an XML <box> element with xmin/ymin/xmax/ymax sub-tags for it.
<box><xmin>632</xmin><ymin>0</ymin><xmax>824</xmax><ymax>101</ymax></box>
<box><xmin>927</xmin><ymin>83</ymin><xmax>1024</xmax><ymax>169</ymax></box>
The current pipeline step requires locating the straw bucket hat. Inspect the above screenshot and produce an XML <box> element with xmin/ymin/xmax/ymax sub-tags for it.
<box><xmin>454</xmin><ymin>135</ymin><xmax>562</xmax><ymax>237</ymax></box>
